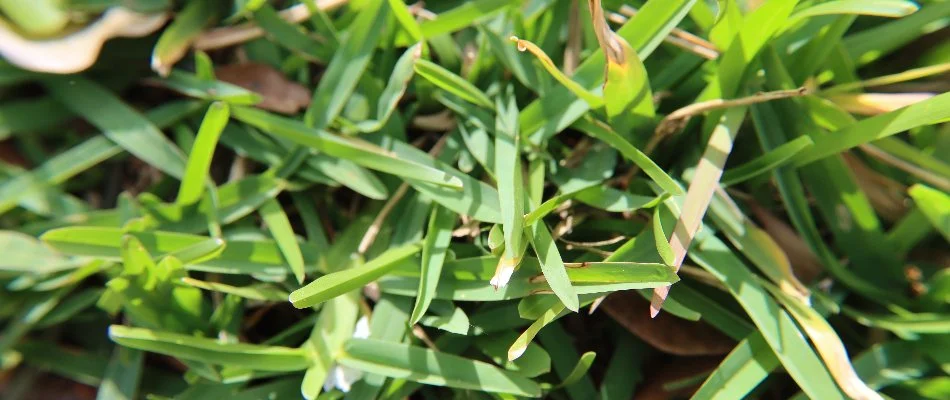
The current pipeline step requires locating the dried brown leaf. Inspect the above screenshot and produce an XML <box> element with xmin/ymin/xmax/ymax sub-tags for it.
<box><xmin>214</xmin><ymin>63</ymin><xmax>312</xmax><ymax>115</ymax></box>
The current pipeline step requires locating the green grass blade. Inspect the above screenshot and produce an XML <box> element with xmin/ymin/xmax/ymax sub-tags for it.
<box><xmin>793</xmin><ymin>92</ymin><xmax>950</xmax><ymax>167</ymax></box>
<box><xmin>157</xmin><ymin>70</ymin><xmax>261</xmax><ymax>105</ymax></box>
<box><xmin>690</xmin><ymin>234</ymin><xmax>846</xmax><ymax>399</ymax></box>
<box><xmin>908</xmin><ymin>184</ymin><xmax>950</xmax><ymax>242</ymax></box>
<box><xmin>409</xmin><ymin>205</ymin><xmax>457</xmax><ymax>325</ymax></box>
<box><xmin>415</xmin><ymin>58</ymin><xmax>493</xmax><ymax>108</ymax></box>
<box><xmin>289</xmin><ymin>244</ymin><xmax>421</xmax><ymax>308</ymax></box>
<box><xmin>304</xmin><ymin>0</ymin><xmax>388</xmax><ymax>129</ymax></box>
<box><xmin>355</xmin><ymin>43</ymin><xmax>423</xmax><ymax>133</ymax></box>
<box><xmin>181</xmin><ymin>277</ymin><xmax>288</xmax><ymax>302</ymax></box>
<box><xmin>764</xmin><ymin>282</ymin><xmax>883</xmax><ymax>400</ymax></box>
<box><xmin>253</xmin><ymin>4</ymin><xmax>331</xmax><ymax>62</ymax></box>
<box><xmin>556</xmin><ymin>351</ymin><xmax>596</xmax><ymax>389</ymax></box>
<box><xmin>721</xmin><ymin>136</ymin><xmax>814</xmax><ymax>185</ymax></box>
<box><xmin>494</xmin><ymin>87</ymin><xmax>526</xmax><ymax>287</ymax></box>
<box><xmin>259</xmin><ymin>199</ymin><xmax>306</xmax><ymax>284</ymax></box>
<box><xmin>97</xmin><ymin>346</ymin><xmax>144</xmax><ymax>400</ymax></box>
<box><xmin>527</xmin><ymin>222</ymin><xmax>579</xmax><ymax>312</ymax></box>
<box><xmin>390</xmin><ymin>140</ymin><xmax>502</xmax><ymax>223</ymax></box>
<box><xmin>518</xmin><ymin>0</ymin><xmax>696</xmax><ymax>143</ymax></box>
<box><xmin>108</xmin><ymin>325</ymin><xmax>310</xmax><ymax>371</ymax></box>
<box><xmin>572</xmin><ymin>117</ymin><xmax>683</xmax><ymax>195</ymax></box>
<box><xmin>231</xmin><ymin>106</ymin><xmax>462</xmax><ymax>189</ymax></box>
<box><xmin>692</xmin><ymin>333</ymin><xmax>778</xmax><ymax>399</ymax></box>
<box><xmin>417</xmin><ymin>0</ymin><xmax>515</xmax><ymax>40</ymax></box>
<box><xmin>785</xmin><ymin>0</ymin><xmax>919</xmax><ymax>28</ymax></box>
<box><xmin>339</xmin><ymin>338</ymin><xmax>542</xmax><ymax>397</ymax></box>
<box><xmin>177</xmin><ymin>102</ymin><xmax>229</xmax><ymax>205</ymax></box>
<box><xmin>652</xmin><ymin>207</ymin><xmax>674</xmax><ymax>266</ymax></box>
<box><xmin>42</xmin><ymin>76</ymin><xmax>188</xmax><ymax>179</ymax></box>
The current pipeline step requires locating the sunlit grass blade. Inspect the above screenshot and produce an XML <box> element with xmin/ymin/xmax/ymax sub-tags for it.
<box><xmin>304</xmin><ymin>0</ymin><xmax>387</xmax><ymax>129</ymax></box>
<box><xmin>785</xmin><ymin>0</ymin><xmax>919</xmax><ymax>28</ymax></box>
<box><xmin>763</xmin><ymin>282</ymin><xmax>883</xmax><ymax>400</ymax></box>
<box><xmin>231</xmin><ymin>106</ymin><xmax>463</xmax><ymax>189</ymax></box>
<box><xmin>42</xmin><ymin>76</ymin><xmax>188</xmax><ymax>179</ymax></box>
<box><xmin>690</xmin><ymin>233</ymin><xmax>846</xmax><ymax>399</ymax></box>
<box><xmin>494</xmin><ymin>86</ymin><xmax>526</xmax><ymax>289</ymax></box>
<box><xmin>108</xmin><ymin>325</ymin><xmax>310</xmax><ymax>371</ymax></box>
<box><xmin>650</xmin><ymin>107</ymin><xmax>746</xmax><ymax>316</ymax></box>
<box><xmin>509</xmin><ymin>36</ymin><xmax>604</xmax><ymax>108</ymax></box>
<box><xmin>289</xmin><ymin>244</ymin><xmax>420</xmax><ymax>309</ymax></box>
<box><xmin>253</xmin><ymin>4</ymin><xmax>331</xmax><ymax>62</ymax></box>
<box><xmin>97</xmin><ymin>346</ymin><xmax>143</xmax><ymax>400</ymax></box>
<box><xmin>589</xmin><ymin>0</ymin><xmax>654</xmax><ymax>135</ymax></box>
<box><xmin>415</xmin><ymin>58</ymin><xmax>493</xmax><ymax>108</ymax></box>
<box><xmin>155</xmin><ymin>70</ymin><xmax>261</xmax><ymax>105</ymax></box>
<box><xmin>555</xmin><ymin>351</ymin><xmax>596</xmax><ymax>389</ymax></box>
<box><xmin>177</xmin><ymin>102</ymin><xmax>229</xmax><ymax>205</ymax></box>
<box><xmin>390</xmin><ymin>140</ymin><xmax>502</xmax><ymax>223</ymax></box>
<box><xmin>518</xmin><ymin>0</ymin><xmax>696</xmax><ymax>143</ymax></box>
<box><xmin>721</xmin><ymin>136</ymin><xmax>813</xmax><ymax>185</ymax></box>
<box><xmin>572</xmin><ymin>116</ymin><xmax>683</xmax><ymax>195</ymax></box>
<box><xmin>692</xmin><ymin>333</ymin><xmax>778</xmax><ymax>399</ymax></box>
<box><xmin>180</xmin><ymin>277</ymin><xmax>288</xmax><ymax>302</ymax></box>
<box><xmin>415</xmin><ymin>0</ymin><xmax>514</xmax><ymax>40</ymax></box>
<box><xmin>527</xmin><ymin>222</ymin><xmax>579</xmax><ymax>312</ymax></box>
<box><xmin>354</xmin><ymin>43</ymin><xmax>423</xmax><ymax>133</ymax></box>
<box><xmin>339</xmin><ymin>338</ymin><xmax>542</xmax><ymax>397</ymax></box>
<box><xmin>259</xmin><ymin>199</ymin><xmax>306</xmax><ymax>284</ymax></box>
<box><xmin>907</xmin><ymin>184</ymin><xmax>950</xmax><ymax>242</ymax></box>
<box><xmin>409</xmin><ymin>205</ymin><xmax>456</xmax><ymax>325</ymax></box>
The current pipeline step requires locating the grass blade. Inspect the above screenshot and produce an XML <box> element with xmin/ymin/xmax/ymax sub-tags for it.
<box><xmin>415</xmin><ymin>58</ymin><xmax>493</xmax><ymax>108</ymax></box>
<box><xmin>177</xmin><ymin>102</ymin><xmax>229</xmax><ymax>205</ymax></box>
<box><xmin>908</xmin><ymin>184</ymin><xmax>950</xmax><ymax>242</ymax></box>
<box><xmin>339</xmin><ymin>338</ymin><xmax>542</xmax><ymax>397</ymax></box>
<box><xmin>721</xmin><ymin>136</ymin><xmax>814</xmax><ymax>185</ymax></box>
<box><xmin>97</xmin><ymin>346</ymin><xmax>144</xmax><ymax>400</ymax></box>
<box><xmin>409</xmin><ymin>205</ymin><xmax>456</xmax><ymax>325</ymax></box>
<box><xmin>231</xmin><ymin>106</ymin><xmax>463</xmax><ymax>189</ymax></box>
<box><xmin>259</xmin><ymin>199</ymin><xmax>306</xmax><ymax>284</ymax></box>
<box><xmin>304</xmin><ymin>0</ymin><xmax>388</xmax><ymax>129</ymax></box>
<box><xmin>42</xmin><ymin>76</ymin><xmax>188</xmax><ymax>179</ymax></box>
<box><xmin>108</xmin><ymin>325</ymin><xmax>310</xmax><ymax>371</ymax></box>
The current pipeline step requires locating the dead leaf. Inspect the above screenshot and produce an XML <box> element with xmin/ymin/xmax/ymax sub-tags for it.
<box><xmin>0</xmin><ymin>8</ymin><xmax>168</xmax><ymax>74</ymax></box>
<box><xmin>601</xmin><ymin>291</ymin><xmax>735</xmax><ymax>356</ymax></box>
<box><xmin>748</xmin><ymin>201</ymin><xmax>823</xmax><ymax>283</ymax></box>
<box><xmin>214</xmin><ymin>63</ymin><xmax>312</xmax><ymax>115</ymax></box>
